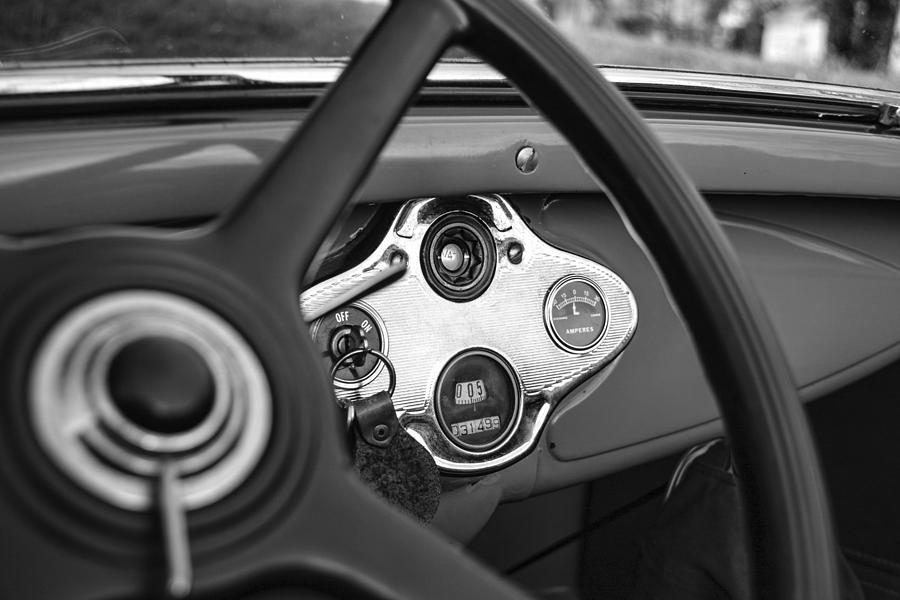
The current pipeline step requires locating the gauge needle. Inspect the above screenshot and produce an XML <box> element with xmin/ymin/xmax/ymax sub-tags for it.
<box><xmin>573</xmin><ymin>302</ymin><xmax>579</xmax><ymax>316</ymax></box>
<box><xmin>301</xmin><ymin>253</ymin><xmax>407</xmax><ymax>323</ymax></box>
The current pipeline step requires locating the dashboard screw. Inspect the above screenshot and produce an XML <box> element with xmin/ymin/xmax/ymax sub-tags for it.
<box><xmin>515</xmin><ymin>145</ymin><xmax>538</xmax><ymax>174</ymax></box>
<box><xmin>508</xmin><ymin>242</ymin><xmax>524</xmax><ymax>264</ymax></box>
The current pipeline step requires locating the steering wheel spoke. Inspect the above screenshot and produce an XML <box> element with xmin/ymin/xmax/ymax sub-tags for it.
<box><xmin>209</xmin><ymin>0</ymin><xmax>466</xmax><ymax>286</ymax></box>
<box><xmin>214</xmin><ymin>465</ymin><xmax>525</xmax><ymax>599</ymax></box>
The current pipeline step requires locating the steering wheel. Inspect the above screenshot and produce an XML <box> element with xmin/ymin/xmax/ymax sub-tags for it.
<box><xmin>0</xmin><ymin>0</ymin><xmax>840</xmax><ymax>598</ymax></box>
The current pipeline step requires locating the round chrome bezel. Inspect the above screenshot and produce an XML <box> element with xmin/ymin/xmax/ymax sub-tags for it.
<box><xmin>421</xmin><ymin>212</ymin><xmax>497</xmax><ymax>301</ymax></box>
<box><xmin>310</xmin><ymin>300</ymin><xmax>389</xmax><ymax>390</ymax></box>
<box><xmin>543</xmin><ymin>275</ymin><xmax>611</xmax><ymax>354</ymax></box>
<box><xmin>433</xmin><ymin>348</ymin><xmax>523</xmax><ymax>455</ymax></box>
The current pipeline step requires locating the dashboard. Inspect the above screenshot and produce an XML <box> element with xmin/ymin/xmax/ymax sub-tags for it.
<box><xmin>5</xmin><ymin>59</ymin><xmax>900</xmax><ymax>599</ymax></box>
<box><xmin>3</xmin><ymin>72</ymin><xmax>900</xmax><ymax>506</ymax></box>
<box><xmin>301</xmin><ymin>194</ymin><xmax>636</xmax><ymax>472</ymax></box>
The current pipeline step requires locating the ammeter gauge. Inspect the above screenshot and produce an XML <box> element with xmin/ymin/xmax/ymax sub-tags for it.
<box><xmin>544</xmin><ymin>275</ymin><xmax>608</xmax><ymax>353</ymax></box>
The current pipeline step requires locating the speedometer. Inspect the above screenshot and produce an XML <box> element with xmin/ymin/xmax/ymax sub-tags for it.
<box><xmin>544</xmin><ymin>275</ymin><xmax>608</xmax><ymax>353</ymax></box>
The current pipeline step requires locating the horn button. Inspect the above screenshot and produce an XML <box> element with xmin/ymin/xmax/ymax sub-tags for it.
<box><xmin>107</xmin><ymin>337</ymin><xmax>216</xmax><ymax>435</ymax></box>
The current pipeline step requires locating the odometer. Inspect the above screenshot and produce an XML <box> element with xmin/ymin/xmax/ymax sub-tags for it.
<box><xmin>544</xmin><ymin>275</ymin><xmax>608</xmax><ymax>353</ymax></box>
<box><xmin>454</xmin><ymin>379</ymin><xmax>486</xmax><ymax>405</ymax></box>
<box><xmin>434</xmin><ymin>350</ymin><xmax>520</xmax><ymax>452</ymax></box>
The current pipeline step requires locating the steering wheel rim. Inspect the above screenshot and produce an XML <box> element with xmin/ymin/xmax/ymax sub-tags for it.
<box><xmin>0</xmin><ymin>0</ymin><xmax>839</xmax><ymax>598</ymax></box>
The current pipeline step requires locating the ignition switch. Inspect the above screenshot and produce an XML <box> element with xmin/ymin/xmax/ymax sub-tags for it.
<box><xmin>330</xmin><ymin>325</ymin><xmax>369</xmax><ymax>365</ymax></box>
<box><xmin>311</xmin><ymin>303</ymin><xmax>387</xmax><ymax>388</ymax></box>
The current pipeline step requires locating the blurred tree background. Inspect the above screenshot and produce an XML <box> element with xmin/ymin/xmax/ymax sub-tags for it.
<box><xmin>538</xmin><ymin>0</ymin><xmax>900</xmax><ymax>88</ymax></box>
<box><xmin>824</xmin><ymin>0</ymin><xmax>899</xmax><ymax>69</ymax></box>
<box><xmin>0</xmin><ymin>0</ymin><xmax>385</xmax><ymax>59</ymax></box>
<box><xmin>2</xmin><ymin>0</ymin><xmax>900</xmax><ymax>90</ymax></box>
<box><xmin>540</xmin><ymin>0</ymin><xmax>900</xmax><ymax>73</ymax></box>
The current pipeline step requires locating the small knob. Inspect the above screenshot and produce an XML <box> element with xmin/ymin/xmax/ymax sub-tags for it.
<box><xmin>508</xmin><ymin>242</ymin><xmax>524</xmax><ymax>265</ymax></box>
<box><xmin>515</xmin><ymin>145</ymin><xmax>538</xmax><ymax>174</ymax></box>
<box><xmin>106</xmin><ymin>337</ymin><xmax>215</xmax><ymax>434</ymax></box>
<box><xmin>439</xmin><ymin>242</ymin><xmax>466</xmax><ymax>272</ymax></box>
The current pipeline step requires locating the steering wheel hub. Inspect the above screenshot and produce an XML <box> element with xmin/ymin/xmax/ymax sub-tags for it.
<box><xmin>28</xmin><ymin>290</ymin><xmax>272</xmax><ymax>511</ymax></box>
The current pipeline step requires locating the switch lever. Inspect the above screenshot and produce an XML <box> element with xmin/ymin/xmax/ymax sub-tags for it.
<box><xmin>302</xmin><ymin>252</ymin><xmax>407</xmax><ymax>323</ymax></box>
<box><xmin>158</xmin><ymin>460</ymin><xmax>192</xmax><ymax>599</ymax></box>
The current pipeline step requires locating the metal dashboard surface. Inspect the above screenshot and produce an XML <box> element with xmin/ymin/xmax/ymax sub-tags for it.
<box><xmin>300</xmin><ymin>195</ymin><xmax>636</xmax><ymax>470</ymax></box>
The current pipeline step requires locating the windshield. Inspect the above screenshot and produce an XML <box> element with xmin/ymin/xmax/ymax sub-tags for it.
<box><xmin>3</xmin><ymin>0</ymin><xmax>899</xmax><ymax>92</ymax></box>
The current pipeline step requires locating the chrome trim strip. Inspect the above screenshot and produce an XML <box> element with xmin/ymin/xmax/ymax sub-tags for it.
<box><xmin>2</xmin><ymin>60</ymin><xmax>898</xmax><ymax>106</ymax></box>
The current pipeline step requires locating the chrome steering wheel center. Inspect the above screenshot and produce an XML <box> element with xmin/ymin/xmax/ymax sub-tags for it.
<box><xmin>29</xmin><ymin>290</ymin><xmax>272</xmax><ymax>511</ymax></box>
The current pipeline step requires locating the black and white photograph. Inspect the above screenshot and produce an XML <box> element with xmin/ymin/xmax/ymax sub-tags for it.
<box><xmin>2</xmin><ymin>1</ymin><xmax>899</xmax><ymax>598</ymax></box>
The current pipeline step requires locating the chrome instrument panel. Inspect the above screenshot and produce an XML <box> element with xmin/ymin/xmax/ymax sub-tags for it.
<box><xmin>300</xmin><ymin>195</ymin><xmax>637</xmax><ymax>472</ymax></box>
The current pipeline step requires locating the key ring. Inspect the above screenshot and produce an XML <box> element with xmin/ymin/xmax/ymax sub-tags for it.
<box><xmin>330</xmin><ymin>348</ymin><xmax>396</xmax><ymax>427</ymax></box>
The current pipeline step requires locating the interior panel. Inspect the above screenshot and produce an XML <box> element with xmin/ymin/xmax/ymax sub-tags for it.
<box><xmin>3</xmin><ymin>112</ymin><xmax>900</xmax><ymax>234</ymax></box>
<box><xmin>3</xmin><ymin>97</ymin><xmax>900</xmax><ymax>534</ymax></box>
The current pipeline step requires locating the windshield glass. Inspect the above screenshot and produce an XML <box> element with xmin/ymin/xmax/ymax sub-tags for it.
<box><xmin>3</xmin><ymin>0</ymin><xmax>899</xmax><ymax>92</ymax></box>
<box><xmin>0</xmin><ymin>0</ymin><xmax>388</xmax><ymax>61</ymax></box>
